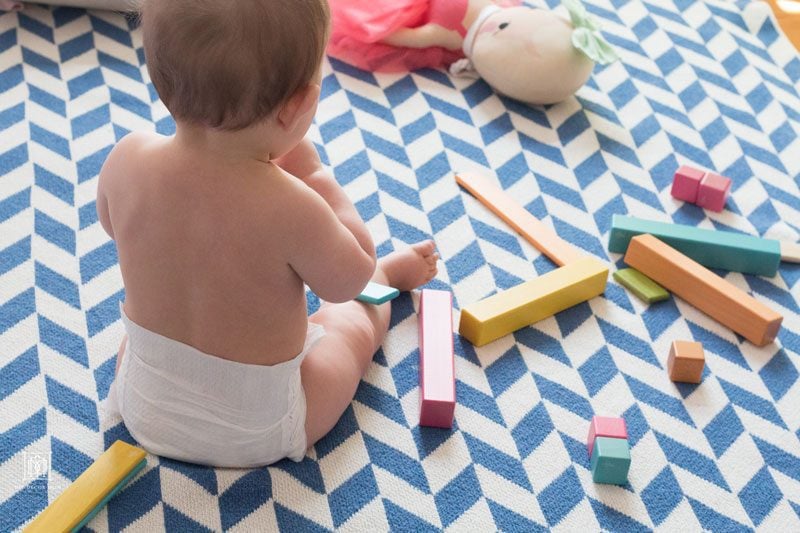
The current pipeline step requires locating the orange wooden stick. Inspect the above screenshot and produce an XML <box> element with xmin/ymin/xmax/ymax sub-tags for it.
<box><xmin>765</xmin><ymin>0</ymin><xmax>800</xmax><ymax>51</ymax></box>
<box><xmin>455</xmin><ymin>173</ymin><xmax>586</xmax><ymax>266</ymax></box>
<box><xmin>624</xmin><ymin>235</ymin><xmax>782</xmax><ymax>347</ymax></box>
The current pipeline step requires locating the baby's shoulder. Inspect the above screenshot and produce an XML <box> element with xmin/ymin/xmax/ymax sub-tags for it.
<box><xmin>101</xmin><ymin>131</ymin><xmax>161</xmax><ymax>179</ymax></box>
<box><xmin>99</xmin><ymin>131</ymin><xmax>166</xmax><ymax>195</ymax></box>
<box><xmin>108</xmin><ymin>131</ymin><xmax>160</xmax><ymax>166</ymax></box>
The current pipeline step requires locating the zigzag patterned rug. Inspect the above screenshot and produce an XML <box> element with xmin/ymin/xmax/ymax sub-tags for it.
<box><xmin>2</xmin><ymin>1</ymin><xmax>800</xmax><ymax>531</ymax></box>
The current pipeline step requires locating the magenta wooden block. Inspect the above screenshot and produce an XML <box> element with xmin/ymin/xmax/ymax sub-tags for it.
<box><xmin>419</xmin><ymin>289</ymin><xmax>455</xmax><ymax>428</ymax></box>
<box><xmin>587</xmin><ymin>416</ymin><xmax>628</xmax><ymax>457</ymax></box>
<box><xmin>671</xmin><ymin>165</ymin><xmax>705</xmax><ymax>203</ymax></box>
<box><xmin>696</xmin><ymin>172</ymin><xmax>731</xmax><ymax>212</ymax></box>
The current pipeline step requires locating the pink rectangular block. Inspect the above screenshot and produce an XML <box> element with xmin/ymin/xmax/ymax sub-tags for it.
<box><xmin>696</xmin><ymin>172</ymin><xmax>731</xmax><ymax>212</ymax></box>
<box><xmin>671</xmin><ymin>165</ymin><xmax>705</xmax><ymax>203</ymax></box>
<box><xmin>419</xmin><ymin>289</ymin><xmax>455</xmax><ymax>428</ymax></box>
<box><xmin>587</xmin><ymin>416</ymin><xmax>628</xmax><ymax>457</ymax></box>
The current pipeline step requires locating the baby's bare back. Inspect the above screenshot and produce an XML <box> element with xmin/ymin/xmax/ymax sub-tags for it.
<box><xmin>100</xmin><ymin>132</ymin><xmax>311</xmax><ymax>365</ymax></box>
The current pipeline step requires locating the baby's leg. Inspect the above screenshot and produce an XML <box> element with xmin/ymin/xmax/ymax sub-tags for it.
<box><xmin>302</xmin><ymin>241</ymin><xmax>438</xmax><ymax>447</ymax></box>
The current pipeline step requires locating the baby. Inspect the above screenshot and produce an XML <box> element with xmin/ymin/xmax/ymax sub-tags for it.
<box><xmin>99</xmin><ymin>0</ymin><xmax>438</xmax><ymax>467</ymax></box>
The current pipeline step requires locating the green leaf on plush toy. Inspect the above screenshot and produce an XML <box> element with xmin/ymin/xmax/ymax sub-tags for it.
<box><xmin>563</xmin><ymin>0</ymin><xmax>619</xmax><ymax>65</ymax></box>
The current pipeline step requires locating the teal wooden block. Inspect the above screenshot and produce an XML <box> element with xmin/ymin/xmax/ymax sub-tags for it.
<box><xmin>590</xmin><ymin>436</ymin><xmax>630</xmax><ymax>485</ymax></box>
<box><xmin>613</xmin><ymin>268</ymin><xmax>669</xmax><ymax>303</ymax></box>
<box><xmin>356</xmin><ymin>282</ymin><xmax>400</xmax><ymax>305</ymax></box>
<box><xmin>608</xmin><ymin>215</ymin><xmax>781</xmax><ymax>277</ymax></box>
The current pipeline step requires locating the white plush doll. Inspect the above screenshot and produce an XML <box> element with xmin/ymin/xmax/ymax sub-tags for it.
<box><xmin>328</xmin><ymin>0</ymin><xmax>618</xmax><ymax>105</ymax></box>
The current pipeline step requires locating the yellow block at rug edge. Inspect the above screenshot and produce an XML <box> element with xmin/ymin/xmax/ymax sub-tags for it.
<box><xmin>24</xmin><ymin>441</ymin><xmax>146</xmax><ymax>533</ymax></box>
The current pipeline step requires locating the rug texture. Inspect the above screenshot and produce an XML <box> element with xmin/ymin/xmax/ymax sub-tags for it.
<box><xmin>2</xmin><ymin>0</ymin><xmax>800</xmax><ymax>531</ymax></box>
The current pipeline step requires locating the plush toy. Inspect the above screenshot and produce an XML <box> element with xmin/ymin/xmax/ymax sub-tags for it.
<box><xmin>328</xmin><ymin>0</ymin><xmax>617</xmax><ymax>105</ymax></box>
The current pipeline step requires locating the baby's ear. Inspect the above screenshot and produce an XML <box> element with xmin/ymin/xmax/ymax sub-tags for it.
<box><xmin>277</xmin><ymin>83</ymin><xmax>320</xmax><ymax>131</ymax></box>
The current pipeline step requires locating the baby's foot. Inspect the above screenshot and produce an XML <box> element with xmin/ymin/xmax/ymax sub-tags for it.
<box><xmin>378</xmin><ymin>240</ymin><xmax>439</xmax><ymax>292</ymax></box>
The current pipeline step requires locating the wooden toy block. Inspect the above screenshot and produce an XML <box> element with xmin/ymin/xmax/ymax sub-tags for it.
<box><xmin>671</xmin><ymin>165</ymin><xmax>705</xmax><ymax>203</ymax></box>
<box><xmin>624</xmin><ymin>234</ymin><xmax>783</xmax><ymax>346</ymax></box>
<box><xmin>765</xmin><ymin>0</ymin><xmax>800</xmax><ymax>52</ymax></box>
<box><xmin>24</xmin><ymin>441</ymin><xmax>146</xmax><ymax>533</ymax></box>
<box><xmin>783</xmin><ymin>241</ymin><xmax>800</xmax><ymax>263</ymax></box>
<box><xmin>670</xmin><ymin>166</ymin><xmax>731</xmax><ymax>211</ymax></box>
<box><xmin>455</xmin><ymin>172</ymin><xmax>585</xmax><ymax>266</ymax></box>
<box><xmin>459</xmin><ymin>257</ymin><xmax>608</xmax><ymax>346</ymax></box>
<box><xmin>609</xmin><ymin>215</ymin><xmax>782</xmax><ymax>277</ymax></box>
<box><xmin>587</xmin><ymin>416</ymin><xmax>628</xmax><ymax>458</ymax></box>
<box><xmin>356</xmin><ymin>281</ymin><xmax>400</xmax><ymax>305</ymax></box>
<box><xmin>590</xmin><ymin>436</ymin><xmax>631</xmax><ymax>485</ymax></box>
<box><xmin>696</xmin><ymin>172</ymin><xmax>731</xmax><ymax>212</ymax></box>
<box><xmin>419</xmin><ymin>289</ymin><xmax>456</xmax><ymax>428</ymax></box>
<box><xmin>613</xmin><ymin>268</ymin><xmax>669</xmax><ymax>303</ymax></box>
<box><xmin>667</xmin><ymin>340</ymin><xmax>705</xmax><ymax>383</ymax></box>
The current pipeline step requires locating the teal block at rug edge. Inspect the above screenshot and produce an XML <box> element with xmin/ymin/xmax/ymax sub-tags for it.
<box><xmin>356</xmin><ymin>282</ymin><xmax>400</xmax><ymax>305</ymax></box>
<box><xmin>590</xmin><ymin>436</ymin><xmax>631</xmax><ymax>485</ymax></box>
<box><xmin>608</xmin><ymin>215</ymin><xmax>780</xmax><ymax>277</ymax></box>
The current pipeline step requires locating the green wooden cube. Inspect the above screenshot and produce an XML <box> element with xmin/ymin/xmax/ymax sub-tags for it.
<box><xmin>613</xmin><ymin>268</ymin><xmax>669</xmax><ymax>303</ymax></box>
<box><xmin>590</xmin><ymin>436</ymin><xmax>630</xmax><ymax>485</ymax></box>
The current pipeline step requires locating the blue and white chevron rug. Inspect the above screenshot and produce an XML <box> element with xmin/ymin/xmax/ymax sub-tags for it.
<box><xmin>2</xmin><ymin>0</ymin><xmax>800</xmax><ymax>531</ymax></box>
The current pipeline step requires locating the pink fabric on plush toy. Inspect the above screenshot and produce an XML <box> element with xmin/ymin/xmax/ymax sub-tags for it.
<box><xmin>328</xmin><ymin>0</ymin><xmax>520</xmax><ymax>72</ymax></box>
<box><xmin>0</xmin><ymin>0</ymin><xmax>23</xmax><ymax>10</ymax></box>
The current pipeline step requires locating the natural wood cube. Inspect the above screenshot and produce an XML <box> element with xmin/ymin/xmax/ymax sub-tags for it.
<box><xmin>667</xmin><ymin>341</ymin><xmax>705</xmax><ymax>383</ymax></box>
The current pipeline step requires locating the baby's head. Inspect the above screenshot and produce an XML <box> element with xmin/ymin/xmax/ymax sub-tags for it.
<box><xmin>142</xmin><ymin>0</ymin><xmax>329</xmax><ymax>145</ymax></box>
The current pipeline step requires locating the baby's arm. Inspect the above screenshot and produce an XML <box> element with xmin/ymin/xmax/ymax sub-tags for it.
<box><xmin>285</xmin><ymin>179</ymin><xmax>377</xmax><ymax>303</ymax></box>
<box><xmin>97</xmin><ymin>182</ymin><xmax>113</xmax><ymax>239</ymax></box>
<box><xmin>96</xmin><ymin>132</ymin><xmax>149</xmax><ymax>240</ymax></box>
<box><xmin>275</xmin><ymin>138</ymin><xmax>376</xmax><ymax>262</ymax></box>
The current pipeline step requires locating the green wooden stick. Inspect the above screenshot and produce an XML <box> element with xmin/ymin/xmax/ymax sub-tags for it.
<box><xmin>613</xmin><ymin>268</ymin><xmax>669</xmax><ymax>303</ymax></box>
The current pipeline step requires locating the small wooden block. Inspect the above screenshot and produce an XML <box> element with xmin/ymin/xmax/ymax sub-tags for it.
<box><xmin>25</xmin><ymin>441</ymin><xmax>146</xmax><ymax>533</ymax></box>
<box><xmin>455</xmin><ymin>173</ymin><xmax>585</xmax><ymax>266</ymax></box>
<box><xmin>696</xmin><ymin>172</ymin><xmax>731</xmax><ymax>212</ymax></box>
<box><xmin>781</xmin><ymin>241</ymin><xmax>800</xmax><ymax>263</ymax></box>
<box><xmin>609</xmin><ymin>215</ymin><xmax>781</xmax><ymax>277</ymax></box>
<box><xmin>419</xmin><ymin>289</ymin><xmax>456</xmax><ymax>428</ymax></box>
<box><xmin>765</xmin><ymin>0</ymin><xmax>800</xmax><ymax>52</ymax></box>
<box><xmin>671</xmin><ymin>165</ymin><xmax>705</xmax><ymax>203</ymax></box>
<box><xmin>459</xmin><ymin>257</ymin><xmax>608</xmax><ymax>346</ymax></box>
<box><xmin>590</xmin><ymin>437</ymin><xmax>631</xmax><ymax>485</ymax></box>
<box><xmin>356</xmin><ymin>282</ymin><xmax>400</xmax><ymax>305</ymax></box>
<box><xmin>613</xmin><ymin>268</ymin><xmax>669</xmax><ymax>303</ymax></box>
<box><xmin>587</xmin><ymin>416</ymin><xmax>628</xmax><ymax>458</ymax></box>
<box><xmin>667</xmin><ymin>340</ymin><xmax>705</xmax><ymax>383</ymax></box>
<box><xmin>624</xmin><ymin>234</ymin><xmax>783</xmax><ymax>346</ymax></box>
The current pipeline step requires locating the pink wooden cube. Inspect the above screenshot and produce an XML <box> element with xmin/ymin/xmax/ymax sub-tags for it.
<box><xmin>587</xmin><ymin>416</ymin><xmax>628</xmax><ymax>457</ymax></box>
<box><xmin>419</xmin><ymin>289</ymin><xmax>455</xmax><ymax>428</ymax></box>
<box><xmin>671</xmin><ymin>165</ymin><xmax>705</xmax><ymax>203</ymax></box>
<box><xmin>696</xmin><ymin>172</ymin><xmax>731</xmax><ymax>212</ymax></box>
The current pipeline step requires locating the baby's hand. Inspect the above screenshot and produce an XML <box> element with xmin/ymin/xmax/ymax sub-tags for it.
<box><xmin>273</xmin><ymin>137</ymin><xmax>322</xmax><ymax>180</ymax></box>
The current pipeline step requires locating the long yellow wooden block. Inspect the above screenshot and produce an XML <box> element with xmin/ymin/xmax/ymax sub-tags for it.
<box><xmin>456</xmin><ymin>173</ymin><xmax>586</xmax><ymax>266</ymax></box>
<box><xmin>459</xmin><ymin>257</ymin><xmax>608</xmax><ymax>346</ymax></box>
<box><xmin>624</xmin><ymin>234</ymin><xmax>783</xmax><ymax>347</ymax></box>
<box><xmin>24</xmin><ymin>441</ymin><xmax>146</xmax><ymax>533</ymax></box>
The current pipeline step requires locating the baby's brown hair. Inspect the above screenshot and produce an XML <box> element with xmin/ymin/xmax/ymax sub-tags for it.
<box><xmin>142</xmin><ymin>0</ymin><xmax>330</xmax><ymax>131</ymax></box>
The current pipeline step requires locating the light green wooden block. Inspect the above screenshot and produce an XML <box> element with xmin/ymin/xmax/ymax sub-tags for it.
<box><xmin>356</xmin><ymin>282</ymin><xmax>399</xmax><ymax>305</ymax></box>
<box><xmin>613</xmin><ymin>268</ymin><xmax>669</xmax><ymax>303</ymax></box>
<box><xmin>590</xmin><ymin>437</ymin><xmax>631</xmax><ymax>485</ymax></box>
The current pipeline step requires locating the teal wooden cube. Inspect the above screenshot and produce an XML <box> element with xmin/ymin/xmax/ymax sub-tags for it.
<box><xmin>356</xmin><ymin>282</ymin><xmax>400</xmax><ymax>305</ymax></box>
<box><xmin>590</xmin><ymin>436</ymin><xmax>630</xmax><ymax>485</ymax></box>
